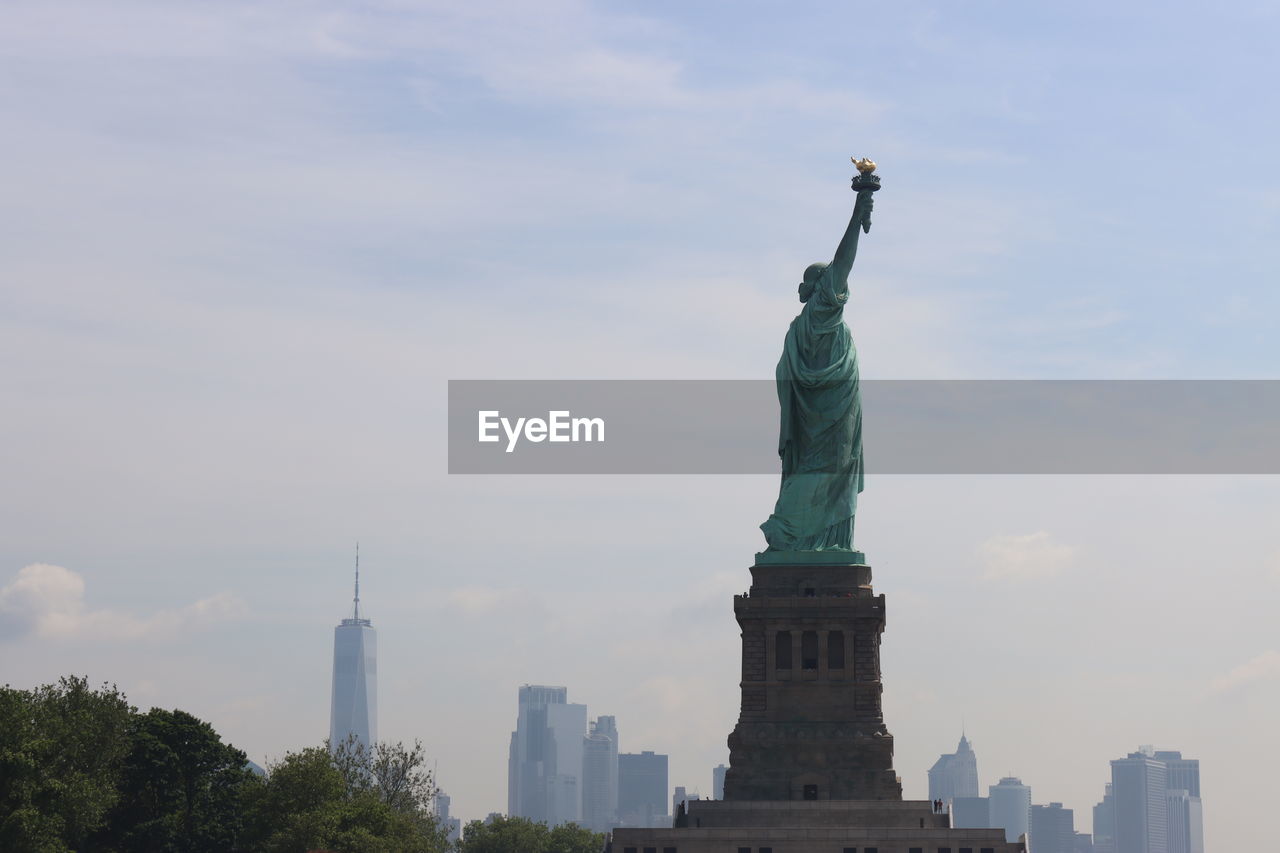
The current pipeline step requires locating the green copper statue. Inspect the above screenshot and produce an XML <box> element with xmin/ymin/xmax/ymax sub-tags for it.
<box><xmin>760</xmin><ymin>159</ymin><xmax>880</xmax><ymax>553</ymax></box>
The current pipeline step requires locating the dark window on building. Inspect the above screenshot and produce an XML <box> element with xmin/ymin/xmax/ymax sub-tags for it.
<box><xmin>803</xmin><ymin>783</ymin><xmax>818</xmax><ymax>800</ymax></box>
<box><xmin>803</xmin><ymin>586</ymin><xmax>816</xmax><ymax>597</ymax></box>
<box><xmin>960</xmin><ymin>848</ymin><xmax>973</xmax><ymax>853</ymax></box>
<box><xmin>981</xmin><ymin>849</ymin><xmax>996</xmax><ymax>853</ymax></box>
<box><xmin>775</xmin><ymin>632</ymin><xmax>792</xmax><ymax>669</ymax></box>
<box><xmin>663</xmin><ymin>848</ymin><xmax>677</xmax><ymax>853</ymax></box>
<box><xmin>801</xmin><ymin>631</ymin><xmax>818</xmax><ymax>669</ymax></box>
<box><xmin>828</xmin><ymin>630</ymin><xmax>845</xmax><ymax>668</ymax></box>
<box><xmin>643</xmin><ymin>848</ymin><xmax>656</xmax><ymax>853</ymax></box>
<box><xmin>738</xmin><ymin>848</ymin><xmax>751</xmax><ymax>853</ymax></box>
<box><xmin>760</xmin><ymin>848</ymin><xmax>772</xmax><ymax>853</ymax></box>
<box><xmin>910</xmin><ymin>848</ymin><xmax>924</xmax><ymax>853</ymax></box>
<box><xmin>938</xmin><ymin>848</ymin><xmax>952</xmax><ymax>853</ymax></box>
<box><xmin>844</xmin><ymin>848</ymin><xmax>857</xmax><ymax>853</ymax></box>
<box><xmin>865</xmin><ymin>848</ymin><xmax>878</xmax><ymax>853</ymax></box>
<box><xmin>623</xmin><ymin>848</ymin><xmax>636</xmax><ymax>853</ymax></box>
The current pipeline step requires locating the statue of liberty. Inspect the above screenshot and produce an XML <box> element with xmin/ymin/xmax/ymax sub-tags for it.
<box><xmin>760</xmin><ymin>159</ymin><xmax>879</xmax><ymax>553</ymax></box>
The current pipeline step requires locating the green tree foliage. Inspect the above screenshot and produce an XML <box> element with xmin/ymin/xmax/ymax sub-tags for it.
<box><xmin>331</xmin><ymin>735</ymin><xmax>437</xmax><ymax>815</ymax></box>
<box><xmin>0</xmin><ymin>676</ymin><xmax>133</xmax><ymax>852</ymax></box>
<box><xmin>457</xmin><ymin>815</ymin><xmax>603</xmax><ymax>853</ymax></box>
<box><xmin>545</xmin><ymin>822</ymin><xmax>606</xmax><ymax>853</ymax></box>
<box><xmin>91</xmin><ymin>708</ymin><xmax>255</xmax><ymax>852</ymax></box>
<box><xmin>243</xmin><ymin>737</ymin><xmax>450</xmax><ymax>853</ymax></box>
<box><xmin>0</xmin><ymin>676</ymin><xmax>450</xmax><ymax>853</ymax></box>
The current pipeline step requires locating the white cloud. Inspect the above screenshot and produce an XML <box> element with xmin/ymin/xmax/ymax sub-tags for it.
<box><xmin>446</xmin><ymin>585</ymin><xmax>529</xmax><ymax>615</ymax></box>
<box><xmin>0</xmin><ymin>563</ymin><xmax>245</xmax><ymax>642</ymax></box>
<box><xmin>978</xmin><ymin>531</ymin><xmax>1075</xmax><ymax>582</ymax></box>
<box><xmin>1211</xmin><ymin>650</ymin><xmax>1280</xmax><ymax>693</ymax></box>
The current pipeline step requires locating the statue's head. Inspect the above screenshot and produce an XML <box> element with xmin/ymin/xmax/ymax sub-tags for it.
<box><xmin>798</xmin><ymin>262</ymin><xmax>826</xmax><ymax>303</ymax></box>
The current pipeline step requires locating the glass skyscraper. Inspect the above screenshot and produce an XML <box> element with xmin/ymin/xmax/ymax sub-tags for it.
<box><xmin>329</xmin><ymin>551</ymin><xmax>377</xmax><ymax>751</ymax></box>
<box><xmin>989</xmin><ymin>776</ymin><xmax>1032</xmax><ymax>844</ymax></box>
<box><xmin>928</xmin><ymin>732</ymin><xmax>980</xmax><ymax>805</ymax></box>
<box><xmin>507</xmin><ymin>685</ymin><xmax>588</xmax><ymax>826</ymax></box>
<box><xmin>1110</xmin><ymin>748</ymin><xmax>1203</xmax><ymax>853</ymax></box>
<box><xmin>582</xmin><ymin>715</ymin><xmax>619</xmax><ymax>832</ymax></box>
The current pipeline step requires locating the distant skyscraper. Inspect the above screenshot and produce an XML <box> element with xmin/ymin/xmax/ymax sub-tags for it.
<box><xmin>1093</xmin><ymin>783</ymin><xmax>1117</xmax><ymax>853</ymax></box>
<box><xmin>618</xmin><ymin>750</ymin><xmax>668</xmax><ymax>827</ymax></box>
<box><xmin>952</xmin><ymin>796</ymin><xmax>990</xmax><ymax>829</ymax></box>
<box><xmin>507</xmin><ymin>685</ymin><xmax>587</xmax><ymax>826</ymax></box>
<box><xmin>928</xmin><ymin>732</ymin><xmax>980</xmax><ymax>804</ymax></box>
<box><xmin>434</xmin><ymin>792</ymin><xmax>462</xmax><ymax>844</ymax></box>
<box><xmin>582</xmin><ymin>715</ymin><xmax>619</xmax><ymax>832</ymax></box>
<box><xmin>1155</xmin><ymin>750</ymin><xmax>1203</xmax><ymax>853</ymax></box>
<box><xmin>1031</xmin><ymin>802</ymin><xmax>1076</xmax><ymax>853</ymax></box>
<box><xmin>712</xmin><ymin>764</ymin><xmax>727</xmax><ymax>800</ymax></box>
<box><xmin>1153</xmin><ymin>751</ymin><xmax>1199</xmax><ymax>798</ymax></box>
<box><xmin>989</xmin><ymin>777</ymin><xmax>1031</xmax><ymax>844</ymax></box>
<box><xmin>672</xmin><ymin>785</ymin><xmax>700</xmax><ymax>816</ymax></box>
<box><xmin>1111</xmin><ymin>751</ymin><xmax>1168</xmax><ymax>853</ymax></box>
<box><xmin>329</xmin><ymin>547</ymin><xmax>376</xmax><ymax>751</ymax></box>
<box><xmin>1106</xmin><ymin>748</ymin><xmax>1204</xmax><ymax>853</ymax></box>
<box><xmin>1164</xmin><ymin>788</ymin><xmax>1204</xmax><ymax>853</ymax></box>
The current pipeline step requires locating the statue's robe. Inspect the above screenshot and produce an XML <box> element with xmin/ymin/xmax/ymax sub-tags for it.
<box><xmin>760</xmin><ymin>262</ymin><xmax>863</xmax><ymax>552</ymax></box>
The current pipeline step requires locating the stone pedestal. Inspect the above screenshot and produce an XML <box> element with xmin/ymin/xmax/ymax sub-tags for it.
<box><xmin>612</xmin><ymin>800</ymin><xmax>1023</xmax><ymax>853</ymax></box>
<box><xmin>724</xmin><ymin>555</ymin><xmax>901</xmax><ymax>802</ymax></box>
<box><xmin>607</xmin><ymin>553</ymin><xmax>1026</xmax><ymax>853</ymax></box>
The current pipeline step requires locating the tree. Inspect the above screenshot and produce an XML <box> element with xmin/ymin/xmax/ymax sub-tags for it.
<box><xmin>330</xmin><ymin>735</ymin><xmax>438</xmax><ymax>815</ymax></box>
<box><xmin>0</xmin><ymin>676</ymin><xmax>134</xmax><ymax>852</ymax></box>
<box><xmin>546</xmin><ymin>822</ymin><xmax>605</xmax><ymax>853</ymax></box>
<box><xmin>243</xmin><ymin>739</ymin><xmax>449</xmax><ymax>853</ymax></box>
<box><xmin>0</xmin><ymin>676</ymin><xmax>449</xmax><ymax>853</ymax></box>
<box><xmin>457</xmin><ymin>815</ymin><xmax>603</xmax><ymax>853</ymax></box>
<box><xmin>91</xmin><ymin>707</ymin><xmax>255</xmax><ymax>852</ymax></box>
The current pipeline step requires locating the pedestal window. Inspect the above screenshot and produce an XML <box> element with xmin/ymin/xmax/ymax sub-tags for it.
<box><xmin>775</xmin><ymin>631</ymin><xmax>792</xmax><ymax>669</ymax></box>
<box><xmin>828</xmin><ymin>630</ymin><xmax>845</xmax><ymax>669</ymax></box>
<box><xmin>801</xmin><ymin>631</ymin><xmax>818</xmax><ymax>670</ymax></box>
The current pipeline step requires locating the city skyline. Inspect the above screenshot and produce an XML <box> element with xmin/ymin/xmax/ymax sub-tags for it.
<box><xmin>3</xmin><ymin>2</ymin><xmax>1278</xmax><ymax>849</ymax></box>
<box><xmin>0</xmin><ymin>522</ymin><xmax>1228</xmax><ymax>840</ymax></box>
<box><xmin>441</xmin><ymin>660</ymin><xmax>1208</xmax><ymax>847</ymax></box>
<box><xmin>503</xmin><ymin>683</ymin><xmax>676</xmax><ymax>833</ymax></box>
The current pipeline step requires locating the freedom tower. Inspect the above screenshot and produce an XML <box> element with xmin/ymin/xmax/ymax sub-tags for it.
<box><xmin>330</xmin><ymin>546</ymin><xmax>377</xmax><ymax>751</ymax></box>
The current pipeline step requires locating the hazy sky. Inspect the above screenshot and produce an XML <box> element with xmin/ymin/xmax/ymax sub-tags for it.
<box><xmin>3</xmin><ymin>2</ymin><xmax>1279</xmax><ymax>848</ymax></box>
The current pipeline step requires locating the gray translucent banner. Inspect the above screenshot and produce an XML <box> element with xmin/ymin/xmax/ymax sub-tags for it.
<box><xmin>447</xmin><ymin>380</ymin><xmax>1280</xmax><ymax>474</ymax></box>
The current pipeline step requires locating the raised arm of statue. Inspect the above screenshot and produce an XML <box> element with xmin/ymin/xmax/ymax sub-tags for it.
<box><xmin>829</xmin><ymin>190</ymin><xmax>875</xmax><ymax>287</ymax></box>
